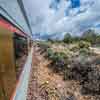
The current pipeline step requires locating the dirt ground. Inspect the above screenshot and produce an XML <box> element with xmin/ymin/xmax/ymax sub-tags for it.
<box><xmin>26</xmin><ymin>46</ymin><xmax>100</xmax><ymax>100</ymax></box>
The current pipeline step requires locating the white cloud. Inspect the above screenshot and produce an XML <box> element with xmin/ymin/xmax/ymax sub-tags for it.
<box><xmin>24</xmin><ymin>0</ymin><xmax>100</xmax><ymax>35</ymax></box>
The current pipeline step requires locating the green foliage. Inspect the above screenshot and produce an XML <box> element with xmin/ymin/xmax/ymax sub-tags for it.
<box><xmin>47</xmin><ymin>38</ymin><xmax>54</xmax><ymax>43</ymax></box>
<box><xmin>72</xmin><ymin>36</ymin><xmax>81</xmax><ymax>42</ymax></box>
<box><xmin>70</xmin><ymin>45</ymin><xmax>80</xmax><ymax>52</ymax></box>
<box><xmin>95</xmin><ymin>35</ymin><xmax>100</xmax><ymax>44</ymax></box>
<box><xmin>46</xmin><ymin>48</ymin><xmax>68</xmax><ymax>72</ymax></box>
<box><xmin>37</xmin><ymin>42</ymin><xmax>50</xmax><ymax>50</ymax></box>
<box><xmin>78</xmin><ymin>41</ymin><xmax>91</xmax><ymax>49</ymax></box>
<box><xmin>63</xmin><ymin>33</ymin><xmax>72</xmax><ymax>43</ymax></box>
<box><xmin>62</xmin><ymin>29</ymin><xmax>100</xmax><ymax>45</ymax></box>
<box><xmin>79</xmin><ymin>48</ymin><xmax>90</xmax><ymax>55</ymax></box>
<box><xmin>47</xmin><ymin>38</ymin><xmax>62</xmax><ymax>43</ymax></box>
<box><xmin>53</xmin><ymin>52</ymin><xmax>67</xmax><ymax>61</ymax></box>
<box><xmin>37</xmin><ymin>41</ymin><xmax>51</xmax><ymax>54</ymax></box>
<box><xmin>46</xmin><ymin>48</ymin><xmax>54</xmax><ymax>59</ymax></box>
<box><xmin>47</xmin><ymin>49</ymin><xmax>67</xmax><ymax>62</ymax></box>
<box><xmin>82</xmin><ymin>29</ymin><xmax>98</xmax><ymax>44</ymax></box>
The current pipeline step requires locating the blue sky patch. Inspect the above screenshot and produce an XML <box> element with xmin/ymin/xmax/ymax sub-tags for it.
<box><xmin>49</xmin><ymin>0</ymin><xmax>60</xmax><ymax>11</ymax></box>
<box><xmin>95</xmin><ymin>24</ymin><xmax>100</xmax><ymax>28</ymax></box>
<box><xmin>71</xmin><ymin>0</ymin><xmax>80</xmax><ymax>8</ymax></box>
<box><xmin>55</xmin><ymin>0</ymin><xmax>60</xmax><ymax>3</ymax></box>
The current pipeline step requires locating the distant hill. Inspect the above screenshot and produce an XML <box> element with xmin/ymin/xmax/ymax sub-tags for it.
<box><xmin>32</xmin><ymin>33</ymin><xmax>65</xmax><ymax>40</ymax></box>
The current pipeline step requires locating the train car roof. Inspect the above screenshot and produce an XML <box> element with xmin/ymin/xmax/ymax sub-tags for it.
<box><xmin>0</xmin><ymin>14</ymin><xmax>31</xmax><ymax>38</ymax></box>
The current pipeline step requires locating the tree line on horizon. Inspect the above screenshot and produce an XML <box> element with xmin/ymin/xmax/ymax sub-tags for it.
<box><xmin>48</xmin><ymin>29</ymin><xmax>100</xmax><ymax>45</ymax></box>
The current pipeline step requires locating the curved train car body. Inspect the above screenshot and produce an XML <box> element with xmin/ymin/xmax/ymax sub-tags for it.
<box><xmin>0</xmin><ymin>16</ymin><xmax>32</xmax><ymax>100</ymax></box>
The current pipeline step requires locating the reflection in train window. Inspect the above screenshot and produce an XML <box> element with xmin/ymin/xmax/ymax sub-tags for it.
<box><xmin>13</xmin><ymin>33</ymin><xmax>28</xmax><ymax>79</ymax></box>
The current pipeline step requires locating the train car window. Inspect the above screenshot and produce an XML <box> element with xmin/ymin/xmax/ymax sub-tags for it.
<box><xmin>13</xmin><ymin>33</ymin><xmax>28</xmax><ymax>79</ymax></box>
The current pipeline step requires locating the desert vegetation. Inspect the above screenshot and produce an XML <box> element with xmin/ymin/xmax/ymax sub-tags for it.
<box><xmin>34</xmin><ymin>30</ymin><xmax>100</xmax><ymax>100</ymax></box>
<box><xmin>27</xmin><ymin>29</ymin><xmax>100</xmax><ymax>100</ymax></box>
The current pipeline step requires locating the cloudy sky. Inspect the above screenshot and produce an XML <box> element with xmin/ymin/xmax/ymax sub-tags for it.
<box><xmin>24</xmin><ymin>0</ymin><xmax>100</xmax><ymax>36</ymax></box>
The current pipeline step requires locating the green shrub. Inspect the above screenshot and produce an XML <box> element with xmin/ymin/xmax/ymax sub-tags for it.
<box><xmin>53</xmin><ymin>52</ymin><xmax>67</xmax><ymax>62</ymax></box>
<box><xmin>79</xmin><ymin>48</ymin><xmax>90</xmax><ymax>55</ymax></box>
<box><xmin>47</xmin><ymin>50</ymin><xmax>69</xmax><ymax>72</ymax></box>
<box><xmin>78</xmin><ymin>41</ymin><xmax>91</xmax><ymax>49</ymax></box>
<box><xmin>46</xmin><ymin>48</ymin><xmax>54</xmax><ymax>59</ymax></box>
<box><xmin>46</xmin><ymin>48</ymin><xmax>68</xmax><ymax>71</ymax></box>
<box><xmin>70</xmin><ymin>45</ymin><xmax>79</xmax><ymax>52</ymax></box>
<box><xmin>63</xmin><ymin>33</ymin><xmax>72</xmax><ymax>43</ymax></box>
<box><xmin>37</xmin><ymin>42</ymin><xmax>50</xmax><ymax>54</ymax></box>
